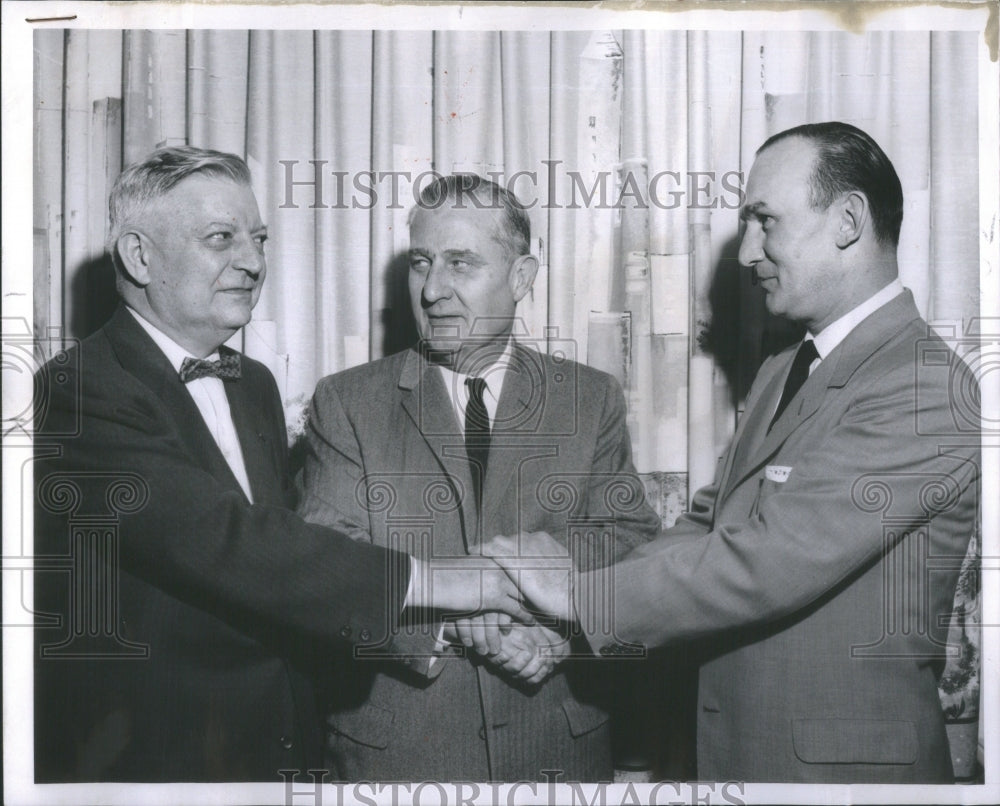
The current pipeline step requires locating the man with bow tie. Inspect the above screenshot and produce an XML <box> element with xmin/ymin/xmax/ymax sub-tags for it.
<box><xmin>297</xmin><ymin>175</ymin><xmax>660</xmax><ymax>782</ymax></box>
<box><xmin>486</xmin><ymin>123</ymin><xmax>981</xmax><ymax>783</ymax></box>
<box><xmin>32</xmin><ymin>148</ymin><xmax>523</xmax><ymax>782</ymax></box>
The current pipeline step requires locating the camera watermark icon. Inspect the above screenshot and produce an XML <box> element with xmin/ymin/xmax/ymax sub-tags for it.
<box><xmin>414</xmin><ymin>320</ymin><xmax>581</xmax><ymax>439</ymax></box>
<box><xmin>916</xmin><ymin>317</ymin><xmax>999</xmax><ymax>437</ymax></box>
<box><xmin>1</xmin><ymin>318</ymin><xmax>80</xmax><ymax>438</ymax></box>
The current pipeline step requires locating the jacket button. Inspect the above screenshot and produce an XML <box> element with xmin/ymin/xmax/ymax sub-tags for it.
<box><xmin>359</xmin><ymin>628</ymin><xmax>371</xmax><ymax>641</ymax></box>
<box><xmin>340</xmin><ymin>626</ymin><xmax>352</xmax><ymax>638</ymax></box>
<box><xmin>279</xmin><ymin>736</ymin><xmax>293</xmax><ymax>750</ymax></box>
<box><xmin>478</xmin><ymin>725</ymin><xmax>487</xmax><ymax>740</ymax></box>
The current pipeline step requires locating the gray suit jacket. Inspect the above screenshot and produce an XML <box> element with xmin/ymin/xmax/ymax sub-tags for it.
<box><xmin>299</xmin><ymin>343</ymin><xmax>660</xmax><ymax>781</ymax></box>
<box><xmin>575</xmin><ymin>291</ymin><xmax>980</xmax><ymax>782</ymax></box>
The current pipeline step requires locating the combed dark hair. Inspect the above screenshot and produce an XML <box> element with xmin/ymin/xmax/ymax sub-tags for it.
<box><xmin>411</xmin><ymin>174</ymin><xmax>531</xmax><ymax>259</ymax></box>
<box><xmin>760</xmin><ymin>122</ymin><xmax>903</xmax><ymax>247</ymax></box>
<box><xmin>108</xmin><ymin>146</ymin><xmax>252</xmax><ymax>256</ymax></box>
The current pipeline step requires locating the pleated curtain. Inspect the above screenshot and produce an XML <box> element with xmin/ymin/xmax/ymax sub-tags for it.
<box><xmin>33</xmin><ymin>28</ymin><xmax>980</xmax><ymax>503</ymax></box>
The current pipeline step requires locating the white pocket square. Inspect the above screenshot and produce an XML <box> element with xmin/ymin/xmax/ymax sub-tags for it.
<box><xmin>765</xmin><ymin>465</ymin><xmax>792</xmax><ymax>483</ymax></box>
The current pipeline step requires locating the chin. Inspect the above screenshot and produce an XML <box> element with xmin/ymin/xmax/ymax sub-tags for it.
<box><xmin>763</xmin><ymin>297</ymin><xmax>784</xmax><ymax>317</ymax></box>
<box><xmin>419</xmin><ymin>326</ymin><xmax>466</xmax><ymax>349</ymax></box>
<box><xmin>219</xmin><ymin>300</ymin><xmax>255</xmax><ymax>324</ymax></box>
<box><xmin>421</xmin><ymin>339</ymin><xmax>461</xmax><ymax>356</ymax></box>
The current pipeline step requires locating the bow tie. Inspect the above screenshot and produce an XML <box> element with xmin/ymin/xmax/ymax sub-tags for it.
<box><xmin>178</xmin><ymin>354</ymin><xmax>242</xmax><ymax>383</ymax></box>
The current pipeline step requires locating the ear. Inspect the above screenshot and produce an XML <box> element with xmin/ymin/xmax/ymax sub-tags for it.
<box><xmin>508</xmin><ymin>254</ymin><xmax>539</xmax><ymax>303</ymax></box>
<box><xmin>115</xmin><ymin>231</ymin><xmax>153</xmax><ymax>287</ymax></box>
<box><xmin>834</xmin><ymin>191</ymin><xmax>868</xmax><ymax>249</ymax></box>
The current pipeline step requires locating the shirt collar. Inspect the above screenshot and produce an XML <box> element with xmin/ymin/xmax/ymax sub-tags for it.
<box><xmin>126</xmin><ymin>306</ymin><xmax>221</xmax><ymax>373</ymax></box>
<box><xmin>810</xmin><ymin>278</ymin><xmax>904</xmax><ymax>360</ymax></box>
<box><xmin>435</xmin><ymin>337</ymin><xmax>514</xmax><ymax>407</ymax></box>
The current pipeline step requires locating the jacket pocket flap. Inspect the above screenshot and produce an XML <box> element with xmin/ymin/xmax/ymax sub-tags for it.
<box><xmin>327</xmin><ymin>703</ymin><xmax>395</xmax><ymax>750</ymax></box>
<box><xmin>792</xmin><ymin>718</ymin><xmax>918</xmax><ymax>765</ymax></box>
<box><xmin>561</xmin><ymin>699</ymin><xmax>610</xmax><ymax>738</ymax></box>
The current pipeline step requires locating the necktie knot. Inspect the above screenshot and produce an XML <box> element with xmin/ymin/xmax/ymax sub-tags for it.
<box><xmin>179</xmin><ymin>354</ymin><xmax>242</xmax><ymax>383</ymax></box>
<box><xmin>768</xmin><ymin>339</ymin><xmax>819</xmax><ymax>431</ymax></box>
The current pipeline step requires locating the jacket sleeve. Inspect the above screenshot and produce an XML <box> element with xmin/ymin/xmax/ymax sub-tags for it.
<box><xmin>574</xmin><ymin>347</ymin><xmax>979</xmax><ymax>652</ymax></box>
<box><xmin>33</xmin><ymin>356</ymin><xmax>411</xmax><ymax>653</ymax></box>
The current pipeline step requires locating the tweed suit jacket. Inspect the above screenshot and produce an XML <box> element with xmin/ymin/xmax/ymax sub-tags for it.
<box><xmin>574</xmin><ymin>290</ymin><xmax>980</xmax><ymax>782</ymax></box>
<box><xmin>298</xmin><ymin>342</ymin><xmax>661</xmax><ymax>782</ymax></box>
<box><xmin>33</xmin><ymin>305</ymin><xmax>409</xmax><ymax>782</ymax></box>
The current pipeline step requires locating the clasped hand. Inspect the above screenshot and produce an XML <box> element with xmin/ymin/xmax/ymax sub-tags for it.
<box><xmin>445</xmin><ymin>614</ymin><xmax>569</xmax><ymax>686</ymax></box>
<box><xmin>408</xmin><ymin>531</ymin><xmax>575</xmax><ymax>623</ymax></box>
<box><xmin>409</xmin><ymin>530</ymin><xmax>578</xmax><ymax>685</ymax></box>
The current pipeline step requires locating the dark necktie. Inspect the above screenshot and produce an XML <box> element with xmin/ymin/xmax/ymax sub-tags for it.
<box><xmin>464</xmin><ymin>376</ymin><xmax>491</xmax><ymax>510</ymax></box>
<box><xmin>178</xmin><ymin>354</ymin><xmax>242</xmax><ymax>383</ymax></box>
<box><xmin>768</xmin><ymin>339</ymin><xmax>819</xmax><ymax>432</ymax></box>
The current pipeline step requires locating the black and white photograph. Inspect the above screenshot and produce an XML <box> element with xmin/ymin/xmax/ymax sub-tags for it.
<box><xmin>2</xmin><ymin>1</ymin><xmax>997</xmax><ymax>804</ymax></box>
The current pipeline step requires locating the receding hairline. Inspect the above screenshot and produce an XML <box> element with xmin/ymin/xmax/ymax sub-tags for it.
<box><xmin>407</xmin><ymin>196</ymin><xmax>529</xmax><ymax>262</ymax></box>
<box><xmin>753</xmin><ymin>135</ymin><xmax>831</xmax><ymax>207</ymax></box>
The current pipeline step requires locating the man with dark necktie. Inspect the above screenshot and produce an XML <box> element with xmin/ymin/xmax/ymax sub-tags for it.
<box><xmin>486</xmin><ymin>122</ymin><xmax>981</xmax><ymax>783</ymax></box>
<box><xmin>298</xmin><ymin>175</ymin><xmax>660</xmax><ymax>781</ymax></box>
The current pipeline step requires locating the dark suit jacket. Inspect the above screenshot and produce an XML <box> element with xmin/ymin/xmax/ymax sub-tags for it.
<box><xmin>574</xmin><ymin>291</ymin><xmax>980</xmax><ymax>782</ymax></box>
<box><xmin>298</xmin><ymin>343</ymin><xmax>661</xmax><ymax>781</ymax></box>
<box><xmin>33</xmin><ymin>306</ymin><xmax>409</xmax><ymax>782</ymax></box>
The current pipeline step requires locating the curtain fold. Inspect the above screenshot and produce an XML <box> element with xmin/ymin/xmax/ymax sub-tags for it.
<box><xmin>314</xmin><ymin>30</ymin><xmax>374</xmax><ymax>374</ymax></box>
<box><xmin>370</xmin><ymin>30</ymin><xmax>434</xmax><ymax>360</ymax></box>
<box><xmin>930</xmin><ymin>31</ymin><xmax>980</xmax><ymax>325</ymax></box>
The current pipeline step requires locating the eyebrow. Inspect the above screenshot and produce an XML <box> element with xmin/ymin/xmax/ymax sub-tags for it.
<box><xmin>408</xmin><ymin>248</ymin><xmax>483</xmax><ymax>262</ymax></box>
<box><xmin>201</xmin><ymin>221</ymin><xmax>268</xmax><ymax>234</ymax></box>
<box><xmin>739</xmin><ymin>202</ymin><xmax>769</xmax><ymax>222</ymax></box>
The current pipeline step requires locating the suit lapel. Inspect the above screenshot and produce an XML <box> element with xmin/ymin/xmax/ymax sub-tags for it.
<box><xmin>103</xmin><ymin>306</ymin><xmax>252</xmax><ymax>500</ymax></box>
<box><xmin>480</xmin><ymin>343</ymin><xmax>543</xmax><ymax>531</ymax></box>
<box><xmin>721</xmin><ymin>291</ymin><xmax>921</xmax><ymax>498</ymax></box>
<box><xmin>720</xmin><ymin>352</ymin><xmax>788</xmax><ymax>503</ymax></box>
<box><xmin>751</xmin><ymin>353</ymin><xmax>837</xmax><ymax>463</ymax></box>
<box><xmin>397</xmin><ymin>349</ymin><xmax>478</xmax><ymax>550</ymax></box>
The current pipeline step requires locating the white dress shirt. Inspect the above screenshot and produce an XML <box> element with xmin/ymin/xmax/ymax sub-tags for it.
<box><xmin>127</xmin><ymin>307</ymin><xmax>255</xmax><ymax>503</ymax></box>
<box><xmin>805</xmin><ymin>278</ymin><xmax>905</xmax><ymax>373</ymax></box>
<box><xmin>435</xmin><ymin>338</ymin><xmax>514</xmax><ymax>432</ymax></box>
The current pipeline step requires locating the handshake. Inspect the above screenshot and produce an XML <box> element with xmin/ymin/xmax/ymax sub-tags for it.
<box><xmin>405</xmin><ymin>532</ymin><xmax>579</xmax><ymax>687</ymax></box>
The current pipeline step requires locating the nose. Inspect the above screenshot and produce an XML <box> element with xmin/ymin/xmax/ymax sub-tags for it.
<box><xmin>421</xmin><ymin>259</ymin><xmax>452</xmax><ymax>305</ymax></box>
<box><xmin>233</xmin><ymin>233</ymin><xmax>265</xmax><ymax>279</ymax></box>
<box><xmin>738</xmin><ymin>223</ymin><xmax>763</xmax><ymax>269</ymax></box>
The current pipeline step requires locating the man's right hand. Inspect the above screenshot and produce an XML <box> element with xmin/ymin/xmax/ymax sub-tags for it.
<box><xmin>480</xmin><ymin>532</ymin><xmax>577</xmax><ymax>623</ymax></box>
<box><xmin>405</xmin><ymin>556</ymin><xmax>533</xmax><ymax>623</ymax></box>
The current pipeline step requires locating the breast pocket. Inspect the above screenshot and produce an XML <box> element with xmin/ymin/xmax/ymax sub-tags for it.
<box><xmin>748</xmin><ymin>465</ymin><xmax>795</xmax><ymax>518</ymax></box>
